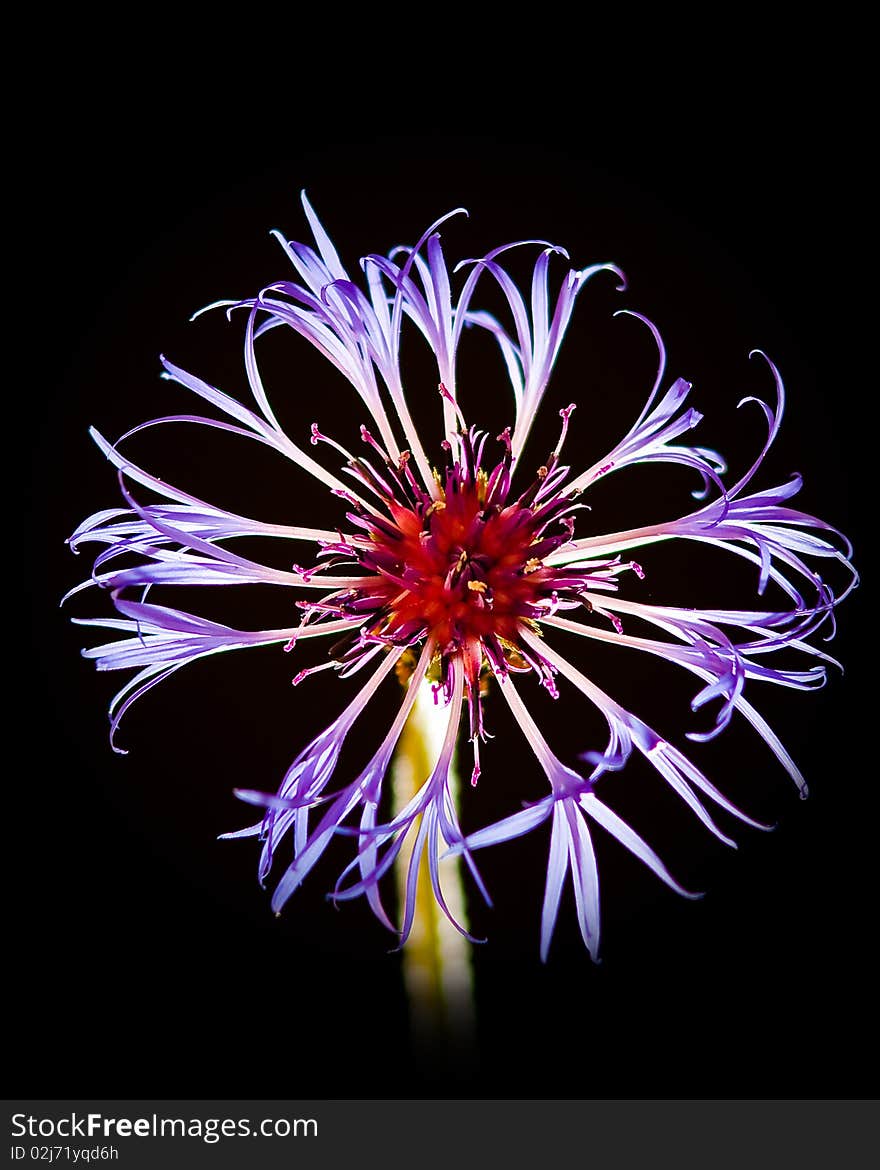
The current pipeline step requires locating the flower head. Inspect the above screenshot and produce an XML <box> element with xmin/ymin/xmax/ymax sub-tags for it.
<box><xmin>67</xmin><ymin>193</ymin><xmax>856</xmax><ymax>960</ymax></box>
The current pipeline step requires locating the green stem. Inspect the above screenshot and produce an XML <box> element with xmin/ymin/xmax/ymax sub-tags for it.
<box><xmin>392</xmin><ymin>679</ymin><xmax>476</xmax><ymax>1069</ymax></box>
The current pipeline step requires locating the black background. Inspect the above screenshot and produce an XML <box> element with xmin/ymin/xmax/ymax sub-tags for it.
<box><xmin>16</xmin><ymin>46</ymin><xmax>874</xmax><ymax>1104</ymax></box>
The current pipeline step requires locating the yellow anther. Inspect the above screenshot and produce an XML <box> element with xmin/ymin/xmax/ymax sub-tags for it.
<box><xmin>476</xmin><ymin>468</ymin><xmax>488</xmax><ymax>505</ymax></box>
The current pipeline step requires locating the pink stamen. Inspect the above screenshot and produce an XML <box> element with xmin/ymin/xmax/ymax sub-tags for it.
<box><xmin>359</xmin><ymin>424</ymin><xmax>390</xmax><ymax>461</ymax></box>
<box><xmin>312</xmin><ymin>424</ymin><xmax>354</xmax><ymax>462</ymax></box>
<box><xmin>556</xmin><ymin>403</ymin><xmax>576</xmax><ymax>455</ymax></box>
<box><xmin>438</xmin><ymin>382</ymin><xmax>466</xmax><ymax>428</ymax></box>
<box><xmin>331</xmin><ymin>488</ymin><xmax>361</xmax><ymax>508</ymax></box>
<box><xmin>291</xmin><ymin>662</ymin><xmax>335</xmax><ymax>687</ymax></box>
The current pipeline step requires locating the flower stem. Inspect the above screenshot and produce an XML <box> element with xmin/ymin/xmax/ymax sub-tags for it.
<box><xmin>392</xmin><ymin>679</ymin><xmax>476</xmax><ymax>1071</ymax></box>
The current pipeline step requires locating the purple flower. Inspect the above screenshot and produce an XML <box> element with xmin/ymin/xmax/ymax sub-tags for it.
<box><xmin>67</xmin><ymin>193</ymin><xmax>856</xmax><ymax>961</ymax></box>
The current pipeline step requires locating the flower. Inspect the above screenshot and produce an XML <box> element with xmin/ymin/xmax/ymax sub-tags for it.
<box><xmin>67</xmin><ymin>192</ymin><xmax>856</xmax><ymax>961</ymax></box>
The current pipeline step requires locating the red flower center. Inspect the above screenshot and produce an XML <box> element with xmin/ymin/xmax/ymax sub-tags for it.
<box><xmin>303</xmin><ymin>415</ymin><xmax>598</xmax><ymax>700</ymax></box>
<box><xmin>377</xmin><ymin>485</ymin><xmax>549</xmax><ymax>653</ymax></box>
